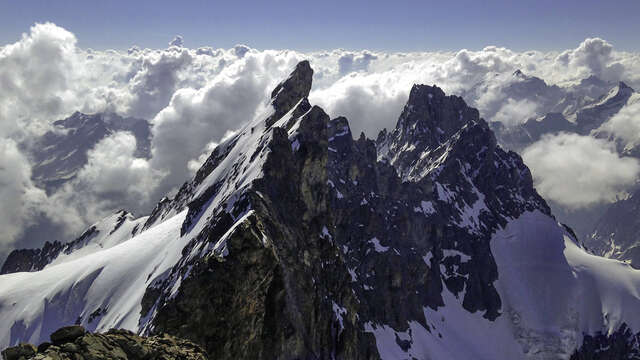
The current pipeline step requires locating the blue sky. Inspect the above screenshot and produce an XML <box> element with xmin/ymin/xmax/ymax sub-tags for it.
<box><xmin>1</xmin><ymin>0</ymin><xmax>639</xmax><ymax>51</ymax></box>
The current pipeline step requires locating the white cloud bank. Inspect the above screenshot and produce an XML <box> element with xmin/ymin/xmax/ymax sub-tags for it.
<box><xmin>598</xmin><ymin>94</ymin><xmax>640</xmax><ymax>146</ymax></box>
<box><xmin>1</xmin><ymin>22</ymin><xmax>640</xmax><ymax>255</ymax></box>
<box><xmin>522</xmin><ymin>133</ymin><xmax>640</xmax><ymax>209</ymax></box>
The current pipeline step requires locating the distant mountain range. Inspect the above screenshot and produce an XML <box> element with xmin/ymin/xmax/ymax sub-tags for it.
<box><xmin>3</xmin><ymin>61</ymin><xmax>640</xmax><ymax>359</ymax></box>
<box><xmin>466</xmin><ymin>70</ymin><xmax>635</xmax><ymax>152</ymax></box>
<box><xmin>462</xmin><ymin>69</ymin><xmax>640</xmax><ymax>268</ymax></box>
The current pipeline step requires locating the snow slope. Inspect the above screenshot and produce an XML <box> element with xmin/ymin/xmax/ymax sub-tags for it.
<box><xmin>0</xmin><ymin>210</ymin><xmax>188</xmax><ymax>347</ymax></box>
<box><xmin>366</xmin><ymin>211</ymin><xmax>640</xmax><ymax>360</ymax></box>
<box><xmin>45</xmin><ymin>211</ymin><xmax>148</xmax><ymax>268</ymax></box>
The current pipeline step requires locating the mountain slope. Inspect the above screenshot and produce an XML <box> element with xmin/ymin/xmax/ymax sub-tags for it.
<box><xmin>3</xmin><ymin>62</ymin><xmax>640</xmax><ymax>359</ymax></box>
<box><xmin>26</xmin><ymin>111</ymin><xmax>151</xmax><ymax>192</ymax></box>
<box><xmin>1</xmin><ymin>209</ymin><xmax>146</xmax><ymax>274</ymax></box>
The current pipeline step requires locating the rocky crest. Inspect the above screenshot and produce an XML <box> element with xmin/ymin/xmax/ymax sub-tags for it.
<box><xmin>1</xmin><ymin>210</ymin><xmax>140</xmax><ymax>274</ymax></box>
<box><xmin>575</xmin><ymin>81</ymin><xmax>635</xmax><ymax>134</ymax></box>
<box><xmin>1</xmin><ymin>325</ymin><xmax>206</xmax><ymax>360</ymax></box>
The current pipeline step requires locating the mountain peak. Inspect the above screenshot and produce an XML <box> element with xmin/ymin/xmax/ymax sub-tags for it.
<box><xmin>408</xmin><ymin>84</ymin><xmax>446</xmax><ymax>102</ymax></box>
<box><xmin>397</xmin><ymin>84</ymin><xmax>480</xmax><ymax>140</ymax></box>
<box><xmin>377</xmin><ymin>84</ymin><xmax>485</xmax><ymax>180</ymax></box>
<box><xmin>618</xmin><ymin>81</ymin><xmax>634</xmax><ymax>92</ymax></box>
<box><xmin>580</xmin><ymin>74</ymin><xmax>607</xmax><ymax>87</ymax></box>
<box><xmin>513</xmin><ymin>69</ymin><xmax>525</xmax><ymax>78</ymax></box>
<box><xmin>266</xmin><ymin>60</ymin><xmax>313</xmax><ymax>126</ymax></box>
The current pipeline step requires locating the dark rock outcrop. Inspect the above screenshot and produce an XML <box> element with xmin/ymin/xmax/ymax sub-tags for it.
<box><xmin>136</xmin><ymin>65</ymin><xmax>550</xmax><ymax>358</ymax></box>
<box><xmin>570</xmin><ymin>323</ymin><xmax>640</xmax><ymax>360</ymax></box>
<box><xmin>141</xmin><ymin>60</ymin><xmax>377</xmax><ymax>359</ymax></box>
<box><xmin>266</xmin><ymin>60</ymin><xmax>314</xmax><ymax>127</ymax></box>
<box><xmin>50</xmin><ymin>326</ymin><xmax>86</xmax><ymax>345</ymax></box>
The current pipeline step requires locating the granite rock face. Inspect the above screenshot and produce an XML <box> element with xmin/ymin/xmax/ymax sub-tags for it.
<box><xmin>137</xmin><ymin>63</ymin><xmax>550</xmax><ymax>358</ymax></box>
<box><xmin>140</xmin><ymin>59</ymin><xmax>378</xmax><ymax>359</ymax></box>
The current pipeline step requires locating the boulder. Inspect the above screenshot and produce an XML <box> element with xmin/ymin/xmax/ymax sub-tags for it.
<box><xmin>50</xmin><ymin>325</ymin><xmax>86</xmax><ymax>345</ymax></box>
<box><xmin>1</xmin><ymin>343</ymin><xmax>36</xmax><ymax>360</ymax></box>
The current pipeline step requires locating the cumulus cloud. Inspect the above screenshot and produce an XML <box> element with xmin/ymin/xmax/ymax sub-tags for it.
<box><xmin>233</xmin><ymin>44</ymin><xmax>250</xmax><ymax>58</ymax></box>
<box><xmin>311</xmin><ymin>70</ymin><xmax>410</xmax><ymax>136</ymax></box>
<box><xmin>522</xmin><ymin>133</ymin><xmax>640</xmax><ymax>209</ymax></box>
<box><xmin>598</xmin><ymin>94</ymin><xmax>640</xmax><ymax>145</ymax></box>
<box><xmin>43</xmin><ymin>132</ymin><xmax>165</xmax><ymax>227</ymax></box>
<box><xmin>0</xmin><ymin>23</ymin><xmax>80</xmax><ymax>137</ymax></box>
<box><xmin>124</xmin><ymin>47</ymin><xmax>195</xmax><ymax>119</ymax></box>
<box><xmin>555</xmin><ymin>37</ymin><xmax>625</xmax><ymax>83</ymax></box>
<box><xmin>491</xmin><ymin>98</ymin><xmax>540</xmax><ymax>127</ymax></box>
<box><xmin>0</xmin><ymin>139</ymin><xmax>47</xmax><ymax>251</ymax></box>
<box><xmin>76</xmin><ymin>132</ymin><xmax>162</xmax><ymax>201</ymax></box>
<box><xmin>338</xmin><ymin>51</ymin><xmax>378</xmax><ymax>74</ymax></box>
<box><xmin>0</xmin><ymin>139</ymin><xmax>81</xmax><ymax>254</ymax></box>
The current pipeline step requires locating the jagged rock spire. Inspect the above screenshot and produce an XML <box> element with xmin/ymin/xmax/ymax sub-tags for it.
<box><xmin>266</xmin><ymin>60</ymin><xmax>313</xmax><ymax>126</ymax></box>
<box><xmin>377</xmin><ymin>84</ymin><xmax>483</xmax><ymax>173</ymax></box>
<box><xmin>396</xmin><ymin>84</ymin><xmax>480</xmax><ymax>140</ymax></box>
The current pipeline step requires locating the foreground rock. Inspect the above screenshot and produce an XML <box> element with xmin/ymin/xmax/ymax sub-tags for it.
<box><xmin>1</xmin><ymin>326</ymin><xmax>206</xmax><ymax>360</ymax></box>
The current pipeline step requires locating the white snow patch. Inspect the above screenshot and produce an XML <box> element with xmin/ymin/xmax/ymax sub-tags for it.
<box><xmin>348</xmin><ymin>268</ymin><xmax>358</xmax><ymax>282</ymax></box>
<box><xmin>332</xmin><ymin>301</ymin><xmax>347</xmax><ymax>332</ymax></box>
<box><xmin>435</xmin><ymin>183</ymin><xmax>455</xmax><ymax>203</ymax></box>
<box><xmin>442</xmin><ymin>249</ymin><xmax>471</xmax><ymax>263</ymax></box>
<box><xmin>291</xmin><ymin>138</ymin><xmax>300</xmax><ymax>152</ymax></box>
<box><xmin>369</xmin><ymin>237</ymin><xmax>389</xmax><ymax>253</ymax></box>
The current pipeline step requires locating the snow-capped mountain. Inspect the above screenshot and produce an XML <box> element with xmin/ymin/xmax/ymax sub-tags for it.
<box><xmin>483</xmin><ymin>72</ymin><xmax>633</xmax><ymax>152</ymax></box>
<box><xmin>26</xmin><ymin>111</ymin><xmax>151</xmax><ymax>192</ymax></box>
<box><xmin>470</xmin><ymin>70</ymin><xmax>639</xmax><ymax>250</ymax></box>
<box><xmin>3</xmin><ymin>61</ymin><xmax>640</xmax><ymax>359</ymax></box>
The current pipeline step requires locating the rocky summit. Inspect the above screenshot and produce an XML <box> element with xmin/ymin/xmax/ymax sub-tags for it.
<box><xmin>4</xmin><ymin>61</ymin><xmax>640</xmax><ymax>359</ymax></box>
<box><xmin>1</xmin><ymin>325</ymin><xmax>206</xmax><ymax>360</ymax></box>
